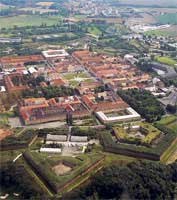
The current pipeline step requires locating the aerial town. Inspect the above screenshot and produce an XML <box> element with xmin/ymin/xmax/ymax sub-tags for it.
<box><xmin>0</xmin><ymin>0</ymin><xmax>177</xmax><ymax>199</ymax></box>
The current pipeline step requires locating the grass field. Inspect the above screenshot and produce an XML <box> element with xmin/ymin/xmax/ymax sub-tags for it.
<box><xmin>156</xmin><ymin>115</ymin><xmax>177</xmax><ymax>131</ymax></box>
<box><xmin>156</xmin><ymin>115</ymin><xmax>177</xmax><ymax>163</ymax></box>
<box><xmin>145</xmin><ymin>25</ymin><xmax>177</xmax><ymax>37</ymax></box>
<box><xmin>155</xmin><ymin>56</ymin><xmax>177</xmax><ymax>66</ymax></box>
<box><xmin>168</xmin><ymin>121</ymin><xmax>177</xmax><ymax>130</ymax></box>
<box><xmin>0</xmin><ymin>15</ymin><xmax>61</xmax><ymax>28</ymax></box>
<box><xmin>160</xmin><ymin>137</ymin><xmax>177</xmax><ymax>163</ymax></box>
<box><xmin>62</xmin><ymin>72</ymin><xmax>90</xmax><ymax>80</ymax></box>
<box><xmin>157</xmin><ymin>115</ymin><xmax>177</xmax><ymax>125</ymax></box>
<box><xmin>88</xmin><ymin>25</ymin><xmax>102</xmax><ymax>36</ymax></box>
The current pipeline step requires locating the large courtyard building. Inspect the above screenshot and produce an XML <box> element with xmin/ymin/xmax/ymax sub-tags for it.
<box><xmin>19</xmin><ymin>96</ymin><xmax>90</xmax><ymax>125</ymax></box>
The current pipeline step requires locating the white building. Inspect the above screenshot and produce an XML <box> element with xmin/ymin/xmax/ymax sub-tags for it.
<box><xmin>40</xmin><ymin>147</ymin><xmax>62</xmax><ymax>153</ymax></box>
<box><xmin>46</xmin><ymin>134</ymin><xmax>67</xmax><ymax>144</ymax></box>
<box><xmin>96</xmin><ymin>107</ymin><xmax>141</xmax><ymax>124</ymax></box>
<box><xmin>42</xmin><ymin>49</ymin><xmax>69</xmax><ymax>58</ymax></box>
<box><xmin>70</xmin><ymin>136</ymin><xmax>88</xmax><ymax>142</ymax></box>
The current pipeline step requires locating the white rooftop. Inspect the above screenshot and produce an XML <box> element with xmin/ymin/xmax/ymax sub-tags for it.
<box><xmin>96</xmin><ymin>107</ymin><xmax>141</xmax><ymax>123</ymax></box>
<box><xmin>42</xmin><ymin>49</ymin><xmax>69</xmax><ymax>58</ymax></box>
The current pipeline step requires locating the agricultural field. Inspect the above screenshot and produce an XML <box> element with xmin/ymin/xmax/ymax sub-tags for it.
<box><xmin>157</xmin><ymin>13</ymin><xmax>177</xmax><ymax>25</ymax></box>
<box><xmin>155</xmin><ymin>56</ymin><xmax>177</xmax><ymax>66</ymax></box>
<box><xmin>0</xmin><ymin>15</ymin><xmax>61</xmax><ymax>29</ymax></box>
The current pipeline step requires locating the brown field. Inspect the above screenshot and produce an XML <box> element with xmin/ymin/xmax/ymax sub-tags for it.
<box><xmin>52</xmin><ymin>162</ymin><xmax>72</xmax><ymax>176</ymax></box>
<box><xmin>0</xmin><ymin>128</ymin><xmax>13</xmax><ymax>141</ymax></box>
<box><xmin>127</xmin><ymin>13</ymin><xmax>156</xmax><ymax>26</ymax></box>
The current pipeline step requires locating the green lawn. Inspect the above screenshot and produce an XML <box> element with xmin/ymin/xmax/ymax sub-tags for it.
<box><xmin>62</xmin><ymin>72</ymin><xmax>93</xmax><ymax>87</ymax></box>
<box><xmin>63</xmin><ymin>72</ymin><xmax>90</xmax><ymax>80</ymax></box>
<box><xmin>157</xmin><ymin>116</ymin><xmax>177</xmax><ymax>125</ymax></box>
<box><xmin>155</xmin><ymin>56</ymin><xmax>177</xmax><ymax>66</ymax></box>
<box><xmin>0</xmin><ymin>15</ymin><xmax>61</xmax><ymax>28</ymax></box>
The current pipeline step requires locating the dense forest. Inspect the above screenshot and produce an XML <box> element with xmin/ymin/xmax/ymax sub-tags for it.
<box><xmin>22</xmin><ymin>85</ymin><xmax>75</xmax><ymax>99</ymax></box>
<box><xmin>0</xmin><ymin>163</ymin><xmax>47</xmax><ymax>200</ymax></box>
<box><xmin>118</xmin><ymin>89</ymin><xmax>165</xmax><ymax>122</ymax></box>
<box><xmin>66</xmin><ymin>161</ymin><xmax>177</xmax><ymax>200</ymax></box>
